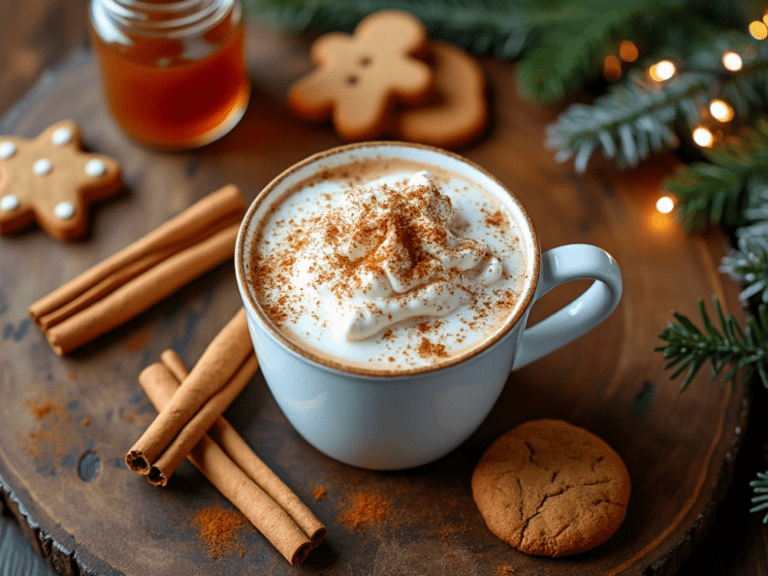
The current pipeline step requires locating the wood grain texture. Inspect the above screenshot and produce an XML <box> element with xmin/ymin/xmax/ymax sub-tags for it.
<box><xmin>0</xmin><ymin>15</ymin><xmax>762</xmax><ymax>576</ymax></box>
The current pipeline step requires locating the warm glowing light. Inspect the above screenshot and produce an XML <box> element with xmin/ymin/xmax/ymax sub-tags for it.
<box><xmin>619</xmin><ymin>41</ymin><xmax>638</xmax><ymax>62</ymax></box>
<box><xmin>656</xmin><ymin>196</ymin><xmax>675</xmax><ymax>214</ymax></box>
<box><xmin>693</xmin><ymin>127</ymin><xmax>714</xmax><ymax>147</ymax></box>
<box><xmin>722</xmin><ymin>51</ymin><xmax>743</xmax><ymax>71</ymax></box>
<box><xmin>649</xmin><ymin>60</ymin><xmax>676</xmax><ymax>82</ymax></box>
<box><xmin>751</xmin><ymin>20</ymin><xmax>768</xmax><ymax>40</ymax></box>
<box><xmin>709</xmin><ymin>99</ymin><xmax>734</xmax><ymax>122</ymax></box>
<box><xmin>603</xmin><ymin>55</ymin><xmax>622</xmax><ymax>82</ymax></box>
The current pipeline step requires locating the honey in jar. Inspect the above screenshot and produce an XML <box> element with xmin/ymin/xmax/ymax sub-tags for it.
<box><xmin>89</xmin><ymin>0</ymin><xmax>250</xmax><ymax>150</ymax></box>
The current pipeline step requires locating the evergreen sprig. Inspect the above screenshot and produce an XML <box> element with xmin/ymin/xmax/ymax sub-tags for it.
<box><xmin>546</xmin><ymin>70</ymin><xmax>711</xmax><ymax>172</ymax></box>
<box><xmin>664</xmin><ymin>118</ymin><xmax>768</xmax><ymax>231</ymax></box>
<box><xmin>750</xmin><ymin>470</ymin><xmax>768</xmax><ymax>523</ymax></box>
<box><xmin>722</xmin><ymin>234</ymin><xmax>768</xmax><ymax>303</ymax></box>
<box><xmin>656</xmin><ymin>297</ymin><xmax>768</xmax><ymax>391</ymax></box>
<box><xmin>547</xmin><ymin>34</ymin><xmax>768</xmax><ymax>176</ymax></box>
<box><xmin>721</xmin><ymin>179</ymin><xmax>768</xmax><ymax>303</ymax></box>
<box><xmin>513</xmin><ymin>0</ymin><xmax>648</xmax><ymax>103</ymax></box>
<box><xmin>510</xmin><ymin>0</ymin><xmax>736</xmax><ymax>104</ymax></box>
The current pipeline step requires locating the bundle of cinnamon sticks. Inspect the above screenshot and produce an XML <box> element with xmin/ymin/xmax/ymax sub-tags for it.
<box><xmin>128</xmin><ymin>308</ymin><xmax>325</xmax><ymax>564</ymax></box>
<box><xmin>29</xmin><ymin>185</ymin><xmax>245</xmax><ymax>355</ymax></box>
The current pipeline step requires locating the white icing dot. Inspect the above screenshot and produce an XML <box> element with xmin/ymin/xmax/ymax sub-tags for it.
<box><xmin>1</xmin><ymin>194</ymin><xmax>19</xmax><ymax>211</ymax></box>
<box><xmin>85</xmin><ymin>159</ymin><xmax>106</xmax><ymax>177</ymax></box>
<box><xmin>0</xmin><ymin>141</ymin><xmax>16</xmax><ymax>159</ymax></box>
<box><xmin>33</xmin><ymin>158</ymin><xmax>52</xmax><ymax>175</ymax></box>
<box><xmin>54</xmin><ymin>201</ymin><xmax>75</xmax><ymax>220</ymax></box>
<box><xmin>52</xmin><ymin>127</ymin><xmax>73</xmax><ymax>145</ymax></box>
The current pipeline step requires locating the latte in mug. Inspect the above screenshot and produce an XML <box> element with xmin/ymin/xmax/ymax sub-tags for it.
<box><xmin>245</xmin><ymin>153</ymin><xmax>531</xmax><ymax>374</ymax></box>
<box><xmin>236</xmin><ymin>142</ymin><xmax>621</xmax><ymax>469</ymax></box>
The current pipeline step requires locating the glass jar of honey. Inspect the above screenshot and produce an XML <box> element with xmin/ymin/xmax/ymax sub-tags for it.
<box><xmin>89</xmin><ymin>0</ymin><xmax>250</xmax><ymax>150</ymax></box>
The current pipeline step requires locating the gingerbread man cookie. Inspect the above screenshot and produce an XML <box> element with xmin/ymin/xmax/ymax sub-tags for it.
<box><xmin>287</xmin><ymin>10</ymin><xmax>434</xmax><ymax>141</ymax></box>
<box><xmin>391</xmin><ymin>41</ymin><xmax>489</xmax><ymax>149</ymax></box>
<box><xmin>0</xmin><ymin>120</ymin><xmax>122</xmax><ymax>241</ymax></box>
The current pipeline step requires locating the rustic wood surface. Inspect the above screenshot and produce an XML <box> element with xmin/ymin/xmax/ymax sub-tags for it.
<box><xmin>2</xmin><ymin>3</ymin><xmax>768</xmax><ymax>576</ymax></box>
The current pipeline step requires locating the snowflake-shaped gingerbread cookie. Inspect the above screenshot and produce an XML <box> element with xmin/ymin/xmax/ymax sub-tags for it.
<box><xmin>0</xmin><ymin>120</ymin><xmax>122</xmax><ymax>241</ymax></box>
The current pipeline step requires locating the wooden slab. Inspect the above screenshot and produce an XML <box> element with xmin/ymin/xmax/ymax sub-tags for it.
<box><xmin>0</xmin><ymin>22</ymin><xmax>748</xmax><ymax>576</ymax></box>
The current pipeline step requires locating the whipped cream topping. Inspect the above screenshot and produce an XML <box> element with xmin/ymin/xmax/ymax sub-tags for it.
<box><xmin>250</xmin><ymin>158</ymin><xmax>526</xmax><ymax>371</ymax></box>
<box><xmin>292</xmin><ymin>172</ymin><xmax>503</xmax><ymax>341</ymax></box>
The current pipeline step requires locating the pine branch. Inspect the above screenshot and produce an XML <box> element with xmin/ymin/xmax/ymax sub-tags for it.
<box><xmin>722</xmin><ymin>233</ymin><xmax>768</xmax><ymax>303</ymax></box>
<box><xmin>665</xmin><ymin>118</ymin><xmax>768</xmax><ymax>231</ymax></box>
<box><xmin>655</xmin><ymin>297</ymin><xmax>768</xmax><ymax>391</ymax></box>
<box><xmin>511</xmin><ymin>0</ymin><xmax>704</xmax><ymax>104</ymax></box>
<box><xmin>513</xmin><ymin>0</ymin><xmax>639</xmax><ymax>103</ymax></box>
<box><xmin>243</xmin><ymin>0</ymin><xmax>538</xmax><ymax>60</ymax></box>
<box><xmin>547</xmin><ymin>33</ymin><xmax>768</xmax><ymax>175</ymax></box>
<box><xmin>721</xmin><ymin>179</ymin><xmax>768</xmax><ymax>302</ymax></box>
<box><xmin>546</xmin><ymin>70</ymin><xmax>712</xmax><ymax>172</ymax></box>
<box><xmin>750</xmin><ymin>470</ymin><xmax>768</xmax><ymax>523</ymax></box>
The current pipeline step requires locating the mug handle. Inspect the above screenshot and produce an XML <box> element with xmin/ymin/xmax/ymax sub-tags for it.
<box><xmin>511</xmin><ymin>244</ymin><xmax>622</xmax><ymax>371</ymax></box>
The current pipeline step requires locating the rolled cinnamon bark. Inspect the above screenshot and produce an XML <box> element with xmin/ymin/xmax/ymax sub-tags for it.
<box><xmin>29</xmin><ymin>185</ymin><xmax>245</xmax><ymax>355</ymax></box>
<box><xmin>146</xmin><ymin>353</ymin><xmax>259</xmax><ymax>486</ymax></box>
<box><xmin>126</xmin><ymin>308</ymin><xmax>252</xmax><ymax>474</ymax></box>
<box><xmin>139</xmin><ymin>362</ymin><xmax>314</xmax><ymax>564</ymax></box>
<box><xmin>161</xmin><ymin>349</ymin><xmax>327</xmax><ymax>546</ymax></box>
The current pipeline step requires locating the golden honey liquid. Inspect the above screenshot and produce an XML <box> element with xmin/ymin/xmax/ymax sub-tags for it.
<box><xmin>90</xmin><ymin>1</ymin><xmax>250</xmax><ymax>150</ymax></box>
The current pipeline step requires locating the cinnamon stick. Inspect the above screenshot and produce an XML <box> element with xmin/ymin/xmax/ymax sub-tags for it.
<box><xmin>29</xmin><ymin>185</ymin><xmax>245</xmax><ymax>355</ymax></box>
<box><xmin>160</xmin><ymin>349</ymin><xmax>327</xmax><ymax>546</ymax></box>
<box><xmin>126</xmin><ymin>308</ymin><xmax>253</xmax><ymax>475</ymax></box>
<box><xmin>138</xmin><ymin>362</ymin><xmax>316</xmax><ymax>564</ymax></box>
<box><xmin>147</xmin><ymin>353</ymin><xmax>258</xmax><ymax>486</ymax></box>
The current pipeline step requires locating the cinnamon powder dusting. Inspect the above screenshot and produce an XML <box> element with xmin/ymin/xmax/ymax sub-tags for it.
<box><xmin>338</xmin><ymin>490</ymin><xmax>391</xmax><ymax>530</ymax></box>
<box><xmin>28</xmin><ymin>401</ymin><xmax>59</xmax><ymax>419</ymax></box>
<box><xmin>24</xmin><ymin>395</ymin><xmax>69</xmax><ymax>459</ymax></box>
<box><xmin>485</xmin><ymin>209</ymin><xmax>508</xmax><ymax>228</ymax></box>
<box><xmin>193</xmin><ymin>507</ymin><xmax>245</xmax><ymax>559</ymax></box>
<box><xmin>417</xmin><ymin>337</ymin><xmax>448</xmax><ymax>359</ymax></box>
<box><xmin>250</xmin><ymin>161</ymin><xmax>523</xmax><ymax>369</ymax></box>
<box><xmin>312</xmin><ymin>485</ymin><xmax>328</xmax><ymax>500</ymax></box>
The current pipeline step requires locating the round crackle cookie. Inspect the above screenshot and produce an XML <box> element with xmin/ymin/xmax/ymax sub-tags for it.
<box><xmin>471</xmin><ymin>419</ymin><xmax>630</xmax><ymax>557</ymax></box>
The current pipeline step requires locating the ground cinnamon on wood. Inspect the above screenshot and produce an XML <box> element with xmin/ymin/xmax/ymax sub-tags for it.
<box><xmin>192</xmin><ymin>506</ymin><xmax>244</xmax><ymax>559</ymax></box>
<box><xmin>25</xmin><ymin>396</ymin><xmax>69</xmax><ymax>459</ymax></box>
<box><xmin>338</xmin><ymin>491</ymin><xmax>391</xmax><ymax>529</ymax></box>
<box><xmin>27</xmin><ymin>401</ymin><xmax>60</xmax><ymax>419</ymax></box>
<box><xmin>312</xmin><ymin>486</ymin><xmax>328</xmax><ymax>500</ymax></box>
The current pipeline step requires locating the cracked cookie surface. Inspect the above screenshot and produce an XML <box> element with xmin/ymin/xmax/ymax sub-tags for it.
<box><xmin>471</xmin><ymin>419</ymin><xmax>630</xmax><ymax>557</ymax></box>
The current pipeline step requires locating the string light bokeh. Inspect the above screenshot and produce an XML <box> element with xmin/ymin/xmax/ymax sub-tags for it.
<box><xmin>649</xmin><ymin>59</ymin><xmax>676</xmax><ymax>82</ymax></box>
<box><xmin>709</xmin><ymin>99</ymin><xmax>734</xmax><ymax>122</ymax></box>
<box><xmin>603</xmin><ymin>17</ymin><xmax>765</xmax><ymax>217</ymax></box>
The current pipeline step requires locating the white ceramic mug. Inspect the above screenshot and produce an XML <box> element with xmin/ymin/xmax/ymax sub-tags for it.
<box><xmin>235</xmin><ymin>142</ymin><xmax>622</xmax><ymax>470</ymax></box>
